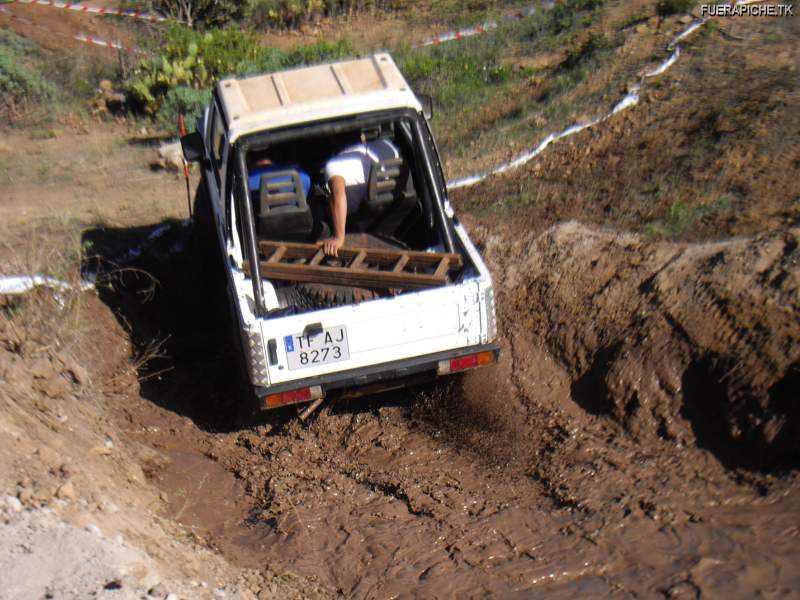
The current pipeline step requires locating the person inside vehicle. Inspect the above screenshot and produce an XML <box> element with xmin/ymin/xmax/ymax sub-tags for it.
<box><xmin>320</xmin><ymin>135</ymin><xmax>400</xmax><ymax>256</ymax></box>
<box><xmin>247</xmin><ymin>154</ymin><xmax>311</xmax><ymax>199</ymax></box>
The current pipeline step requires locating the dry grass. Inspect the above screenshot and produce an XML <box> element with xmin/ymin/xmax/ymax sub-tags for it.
<box><xmin>0</xmin><ymin>230</ymin><xmax>86</xmax><ymax>358</ymax></box>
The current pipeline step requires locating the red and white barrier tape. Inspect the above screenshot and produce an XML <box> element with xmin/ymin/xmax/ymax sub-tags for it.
<box><xmin>5</xmin><ymin>0</ymin><xmax>169</xmax><ymax>22</ymax></box>
<box><xmin>447</xmin><ymin>18</ymin><xmax>707</xmax><ymax>189</ymax></box>
<box><xmin>73</xmin><ymin>31</ymin><xmax>126</xmax><ymax>49</ymax></box>
<box><xmin>420</xmin><ymin>3</ymin><xmax>541</xmax><ymax>47</ymax></box>
<box><xmin>0</xmin><ymin>275</ymin><xmax>94</xmax><ymax>295</ymax></box>
<box><xmin>0</xmin><ymin>4</ymin><xmax>139</xmax><ymax>51</ymax></box>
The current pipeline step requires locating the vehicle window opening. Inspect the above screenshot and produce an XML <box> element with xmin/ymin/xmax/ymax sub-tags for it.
<box><xmin>232</xmin><ymin>112</ymin><xmax>466</xmax><ymax>315</ymax></box>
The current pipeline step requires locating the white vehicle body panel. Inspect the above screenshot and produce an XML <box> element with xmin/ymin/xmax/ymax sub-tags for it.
<box><xmin>218</xmin><ymin>53</ymin><xmax>421</xmax><ymax>144</ymax></box>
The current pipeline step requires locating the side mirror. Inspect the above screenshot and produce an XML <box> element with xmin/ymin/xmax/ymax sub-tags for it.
<box><xmin>180</xmin><ymin>131</ymin><xmax>204</xmax><ymax>162</ymax></box>
<box><xmin>419</xmin><ymin>94</ymin><xmax>433</xmax><ymax>120</ymax></box>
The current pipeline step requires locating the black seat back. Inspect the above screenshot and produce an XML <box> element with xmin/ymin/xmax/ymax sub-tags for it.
<box><xmin>257</xmin><ymin>170</ymin><xmax>313</xmax><ymax>240</ymax></box>
<box><xmin>361</xmin><ymin>156</ymin><xmax>420</xmax><ymax>238</ymax></box>
<box><xmin>365</xmin><ymin>157</ymin><xmax>404</xmax><ymax>216</ymax></box>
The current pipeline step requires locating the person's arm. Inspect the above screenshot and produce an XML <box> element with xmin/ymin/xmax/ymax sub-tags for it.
<box><xmin>322</xmin><ymin>175</ymin><xmax>347</xmax><ymax>257</ymax></box>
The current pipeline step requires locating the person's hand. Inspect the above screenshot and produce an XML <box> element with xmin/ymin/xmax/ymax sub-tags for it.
<box><xmin>321</xmin><ymin>236</ymin><xmax>344</xmax><ymax>257</ymax></box>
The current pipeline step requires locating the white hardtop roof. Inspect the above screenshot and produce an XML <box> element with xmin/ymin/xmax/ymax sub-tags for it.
<box><xmin>218</xmin><ymin>53</ymin><xmax>422</xmax><ymax>143</ymax></box>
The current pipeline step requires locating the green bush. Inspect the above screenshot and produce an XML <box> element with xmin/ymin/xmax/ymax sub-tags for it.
<box><xmin>656</xmin><ymin>0</ymin><xmax>697</xmax><ymax>16</ymax></box>
<box><xmin>519</xmin><ymin>0</ymin><xmax>606</xmax><ymax>42</ymax></box>
<box><xmin>127</xmin><ymin>26</ymin><xmax>261</xmax><ymax>113</ymax></box>
<box><xmin>0</xmin><ymin>31</ymin><xmax>57</xmax><ymax>118</ymax></box>
<box><xmin>245</xmin><ymin>0</ymin><xmax>324</xmax><ymax>28</ymax></box>
<box><xmin>156</xmin><ymin>86</ymin><xmax>212</xmax><ymax>133</ymax></box>
<box><xmin>127</xmin><ymin>23</ymin><xmax>354</xmax><ymax>124</ymax></box>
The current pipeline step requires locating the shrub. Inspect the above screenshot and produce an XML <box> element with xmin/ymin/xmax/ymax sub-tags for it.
<box><xmin>147</xmin><ymin>0</ymin><xmax>246</xmax><ymax>28</ymax></box>
<box><xmin>126</xmin><ymin>23</ymin><xmax>354</xmax><ymax>124</ymax></box>
<box><xmin>156</xmin><ymin>86</ymin><xmax>212</xmax><ymax>132</ymax></box>
<box><xmin>245</xmin><ymin>0</ymin><xmax>324</xmax><ymax>28</ymax></box>
<box><xmin>127</xmin><ymin>26</ymin><xmax>262</xmax><ymax>114</ymax></box>
<box><xmin>0</xmin><ymin>31</ymin><xmax>57</xmax><ymax>118</ymax></box>
<box><xmin>549</xmin><ymin>0</ymin><xmax>606</xmax><ymax>34</ymax></box>
<box><xmin>656</xmin><ymin>0</ymin><xmax>697</xmax><ymax>16</ymax></box>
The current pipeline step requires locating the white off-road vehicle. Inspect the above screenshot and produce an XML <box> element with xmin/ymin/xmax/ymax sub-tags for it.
<box><xmin>181</xmin><ymin>53</ymin><xmax>498</xmax><ymax>413</ymax></box>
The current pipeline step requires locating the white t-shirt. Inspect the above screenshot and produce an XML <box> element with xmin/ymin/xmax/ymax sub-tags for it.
<box><xmin>324</xmin><ymin>139</ymin><xmax>400</xmax><ymax>211</ymax></box>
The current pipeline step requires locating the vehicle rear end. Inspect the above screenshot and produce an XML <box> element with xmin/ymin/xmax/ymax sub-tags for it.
<box><xmin>248</xmin><ymin>226</ymin><xmax>497</xmax><ymax>410</ymax></box>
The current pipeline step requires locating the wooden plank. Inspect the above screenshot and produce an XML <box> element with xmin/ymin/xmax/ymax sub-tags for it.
<box><xmin>433</xmin><ymin>257</ymin><xmax>450</xmax><ymax>279</ymax></box>
<box><xmin>350</xmin><ymin>250</ymin><xmax>367</xmax><ymax>270</ymax></box>
<box><xmin>392</xmin><ymin>254</ymin><xmax>409</xmax><ymax>273</ymax></box>
<box><xmin>309</xmin><ymin>248</ymin><xmax>325</xmax><ymax>266</ymax></box>
<box><xmin>267</xmin><ymin>246</ymin><xmax>286</xmax><ymax>263</ymax></box>
<box><xmin>244</xmin><ymin>261</ymin><xmax>449</xmax><ymax>289</ymax></box>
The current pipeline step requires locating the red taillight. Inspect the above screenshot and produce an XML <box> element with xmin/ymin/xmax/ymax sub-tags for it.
<box><xmin>437</xmin><ymin>351</ymin><xmax>495</xmax><ymax>375</ymax></box>
<box><xmin>264</xmin><ymin>385</ymin><xmax>323</xmax><ymax>409</ymax></box>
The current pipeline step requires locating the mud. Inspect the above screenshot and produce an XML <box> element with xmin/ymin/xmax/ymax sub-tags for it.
<box><xmin>80</xmin><ymin>216</ymin><xmax>800</xmax><ymax>598</ymax></box>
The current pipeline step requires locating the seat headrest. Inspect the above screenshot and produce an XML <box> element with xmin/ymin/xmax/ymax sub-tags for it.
<box><xmin>259</xmin><ymin>170</ymin><xmax>306</xmax><ymax>213</ymax></box>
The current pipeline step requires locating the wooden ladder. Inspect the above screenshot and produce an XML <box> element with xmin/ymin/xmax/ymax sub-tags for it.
<box><xmin>243</xmin><ymin>240</ymin><xmax>464</xmax><ymax>290</ymax></box>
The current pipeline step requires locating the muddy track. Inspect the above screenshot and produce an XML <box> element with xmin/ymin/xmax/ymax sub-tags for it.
<box><xmin>78</xmin><ymin>218</ymin><xmax>800</xmax><ymax>598</ymax></box>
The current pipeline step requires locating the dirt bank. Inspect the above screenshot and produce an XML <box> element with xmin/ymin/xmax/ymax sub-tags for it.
<box><xmin>0</xmin><ymin>279</ymin><xmax>329</xmax><ymax>598</ymax></box>
<box><xmin>453</xmin><ymin>11</ymin><xmax>800</xmax><ymax>241</ymax></box>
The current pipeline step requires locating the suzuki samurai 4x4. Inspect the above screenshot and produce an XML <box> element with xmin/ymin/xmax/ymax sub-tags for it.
<box><xmin>181</xmin><ymin>53</ymin><xmax>498</xmax><ymax>413</ymax></box>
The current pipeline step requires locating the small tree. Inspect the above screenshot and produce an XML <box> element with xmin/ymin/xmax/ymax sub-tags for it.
<box><xmin>148</xmin><ymin>0</ymin><xmax>245</xmax><ymax>28</ymax></box>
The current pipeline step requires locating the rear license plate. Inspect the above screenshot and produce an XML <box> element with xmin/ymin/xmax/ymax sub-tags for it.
<box><xmin>284</xmin><ymin>325</ymin><xmax>350</xmax><ymax>370</ymax></box>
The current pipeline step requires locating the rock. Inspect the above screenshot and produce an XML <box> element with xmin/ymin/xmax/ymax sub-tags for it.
<box><xmin>33</xmin><ymin>484</ymin><xmax>56</xmax><ymax>504</ymax></box>
<box><xmin>35</xmin><ymin>446</ymin><xmax>61</xmax><ymax>467</ymax></box>
<box><xmin>165</xmin><ymin>594</ymin><xmax>179</xmax><ymax>600</ymax></box>
<box><xmin>18</xmin><ymin>488</ymin><xmax>34</xmax><ymax>505</ymax></box>
<box><xmin>99</xmin><ymin>79</ymin><xmax>113</xmax><ymax>93</ymax></box>
<box><xmin>156</xmin><ymin>141</ymin><xmax>185</xmax><ymax>172</ymax></box>
<box><xmin>37</xmin><ymin>375</ymin><xmax>71</xmax><ymax>399</ymax></box>
<box><xmin>65</xmin><ymin>361</ymin><xmax>90</xmax><ymax>386</ymax></box>
<box><xmin>678</xmin><ymin>15</ymin><xmax>694</xmax><ymax>24</ymax></box>
<box><xmin>97</xmin><ymin>498</ymin><xmax>119</xmax><ymax>514</ymax></box>
<box><xmin>91</xmin><ymin>445</ymin><xmax>113</xmax><ymax>456</ymax></box>
<box><xmin>634</xmin><ymin>24</ymin><xmax>649</xmax><ymax>34</ymax></box>
<box><xmin>148</xmin><ymin>583</ymin><xmax>168</xmax><ymax>598</ymax></box>
<box><xmin>4</xmin><ymin>495</ymin><xmax>22</xmax><ymax>512</ymax></box>
<box><xmin>29</xmin><ymin>357</ymin><xmax>53</xmax><ymax>379</ymax></box>
<box><xmin>56</xmin><ymin>480</ymin><xmax>77</xmax><ymax>501</ymax></box>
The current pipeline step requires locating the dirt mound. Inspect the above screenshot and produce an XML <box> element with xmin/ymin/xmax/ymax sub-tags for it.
<box><xmin>0</xmin><ymin>266</ymin><xmax>330</xmax><ymax>598</ymax></box>
<box><xmin>479</xmin><ymin>221</ymin><xmax>800</xmax><ymax>472</ymax></box>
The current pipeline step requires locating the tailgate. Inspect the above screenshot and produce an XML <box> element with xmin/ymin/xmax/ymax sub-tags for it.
<box><xmin>260</xmin><ymin>282</ymin><xmax>482</xmax><ymax>386</ymax></box>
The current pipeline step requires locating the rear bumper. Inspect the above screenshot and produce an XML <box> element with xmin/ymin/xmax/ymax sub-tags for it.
<box><xmin>254</xmin><ymin>342</ymin><xmax>500</xmax><ymax>400</ymax></box>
